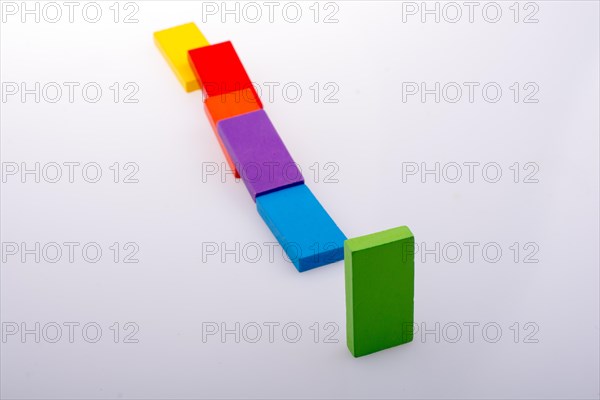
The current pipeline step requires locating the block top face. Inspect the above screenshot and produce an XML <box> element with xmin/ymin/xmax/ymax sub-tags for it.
<box><xmin>153</xmin><ymin>22</ymin><xmax>210</xmax><ymax>92</ymax></box>
<box><xmin>217</xmin><ymin>110</ymin><xmax>304</xmax><ymax>200</ymax></box>
<box><xmin>345</xmin><ymin>226</ymin><xmax>413</xmax><ymax>253</ymax></box>
<box><xmin>256</xmin><ymin>184</ymin><xmax>346</xmax><ymax>271</ymax></box>
<box><xmin>188</xmin><ymin>41</ymin><xmax>262</xmax><ymax>106</ymax></box>
<box><xmin>204</xmin><ymin>88</ymin><xmax>262</xmax><ymax>128</ymax></box>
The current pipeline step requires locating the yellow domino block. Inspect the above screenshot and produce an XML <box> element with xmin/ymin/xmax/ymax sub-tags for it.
<box><xmin>154</xmin><ymin>22</ymin><xmax>210</xmax><ymax>93</ymax></box>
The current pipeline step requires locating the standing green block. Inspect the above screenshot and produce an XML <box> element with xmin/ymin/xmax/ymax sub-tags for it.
<box><xmin>344</xmin><ymin>226</ymin><xmax>415</xmax><ymax>357</ymax></box>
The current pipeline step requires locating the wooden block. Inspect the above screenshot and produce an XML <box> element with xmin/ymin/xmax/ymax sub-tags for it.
<box><xmin>217</xmin><ymin>110</ymin><xmax>303</xmax><ymax>201</ymax></box>
<box><xmin>204</xmin><ymin>88</ymin><xmax>263</xmax><ymax>178</ymax></box>
<box><xmin>344</xmin><ymin>226</ymin><xmax>415</xmax><ymax>357</ymax></box>
<box><xmin>154</xmin><ymin>22</ymin><xmax>210</xmax><ymax>92</ymax></box>
<box><xmin>188</xmin><ymin>41</ymin><xmax>263</xmax><ymax>107</ymax></box>
<box><xmin>256</xmin><ymin>184</ymin><xmax>346</xmax><ymax>272</ymax></box>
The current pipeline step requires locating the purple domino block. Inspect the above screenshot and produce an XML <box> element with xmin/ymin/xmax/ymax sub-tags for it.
<box><xmin>217</xmin><ymin>110</ymin><xmax>304</xmax><ymax>201</ymax></box>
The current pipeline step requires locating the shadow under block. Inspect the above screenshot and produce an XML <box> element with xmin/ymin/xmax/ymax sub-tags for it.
<box><xmin>188</xmin><ymin>41</ymin><xmax>263</xmax><ymax>108</ymax></box>
<box><xmin>154</xmin><ymin>22</ymin><xmax>210</xmax><ymax>93</ymax></box>
<box><xmin>344</xmin><ymin>226</ymin><xmax>415</xmax><ymax>357</ymax></box>
<box><xmin>217</xmin><ymin>110</ymin><xmax>303</xmax><ymax>201</ymax></box>
<box><xmin>204</xmin><ymin>88</ymin><xmax>263</xmax><ymax>178</ymax></box>
<box><xmin>256</xmin><ymin>184</ymin><xmax>346</xmax><ymax>272</ymax></box>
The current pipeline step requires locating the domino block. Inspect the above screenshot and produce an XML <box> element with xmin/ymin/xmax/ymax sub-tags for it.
<box><xmin>204</xmin><ymin>88</ymin><xmax>263</xmax><ymax>178</ymax></box>
<box><xmin>217</xmin><ymin>110</ymin><xmax>303</xmax><ymax>200</ymax></box>
<box><xmin>188</xmin><ymin>41</ymin><xmax>263</xmax><ymax>108</ymax></box>
<box><xmin>256</xmin><ymin>184</ymin><xmax>346</xmax><ymax>272</ymax></box>
<box><xmin>154</xmin><ymin>22</ymin><xmax>210</xmax><ymax>92</ymax></box>
<box><xmin>344</xmin><ymin>226</ymin><xmax>415</xmax><ymax>357</ymax></box>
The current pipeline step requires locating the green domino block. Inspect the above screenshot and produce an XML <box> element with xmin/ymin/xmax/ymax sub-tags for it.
<box><xmin>344</xmin><ymin>226</ymin><xmax>415</xmax><ymax>357</ymax></box>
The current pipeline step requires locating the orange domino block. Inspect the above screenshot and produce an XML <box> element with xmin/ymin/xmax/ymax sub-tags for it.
<box><xmin>204</xmin><ymin>88</ymin><xmax>262</xmax><ymax>178</ymax></box>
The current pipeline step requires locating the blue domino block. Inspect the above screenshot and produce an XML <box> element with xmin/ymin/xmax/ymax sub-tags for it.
<box><xmin>256</xmin><ymin>184</ymin><xmax>346</xmax><ymax>272</ymax></box>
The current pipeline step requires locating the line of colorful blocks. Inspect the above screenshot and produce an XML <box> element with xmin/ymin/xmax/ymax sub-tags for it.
<box><xmin>154</xmin><ymin>22</ymin><xmax>415</xmax><ymax>357</ymax></box>
<box><xmin>154</xmin><ymin>22</ymin><xmax>345</xmax><ymax>271</ymax></box>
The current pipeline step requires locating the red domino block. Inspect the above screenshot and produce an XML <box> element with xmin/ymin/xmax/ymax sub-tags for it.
<box><xmin>188</xmin><ymin>41</ymin><xmax>262</xmax><ymax>108</ymax></box>
<box><xmin>204</xmin><ymin>88</ymin><xmax>262</xmax><ymax>178</ymax></box>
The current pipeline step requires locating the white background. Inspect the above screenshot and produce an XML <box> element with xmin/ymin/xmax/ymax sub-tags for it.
<box><xmin>1</xmin><ymin>1</ymin><xmax>599</xmax><ymax>399</ymax></box>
